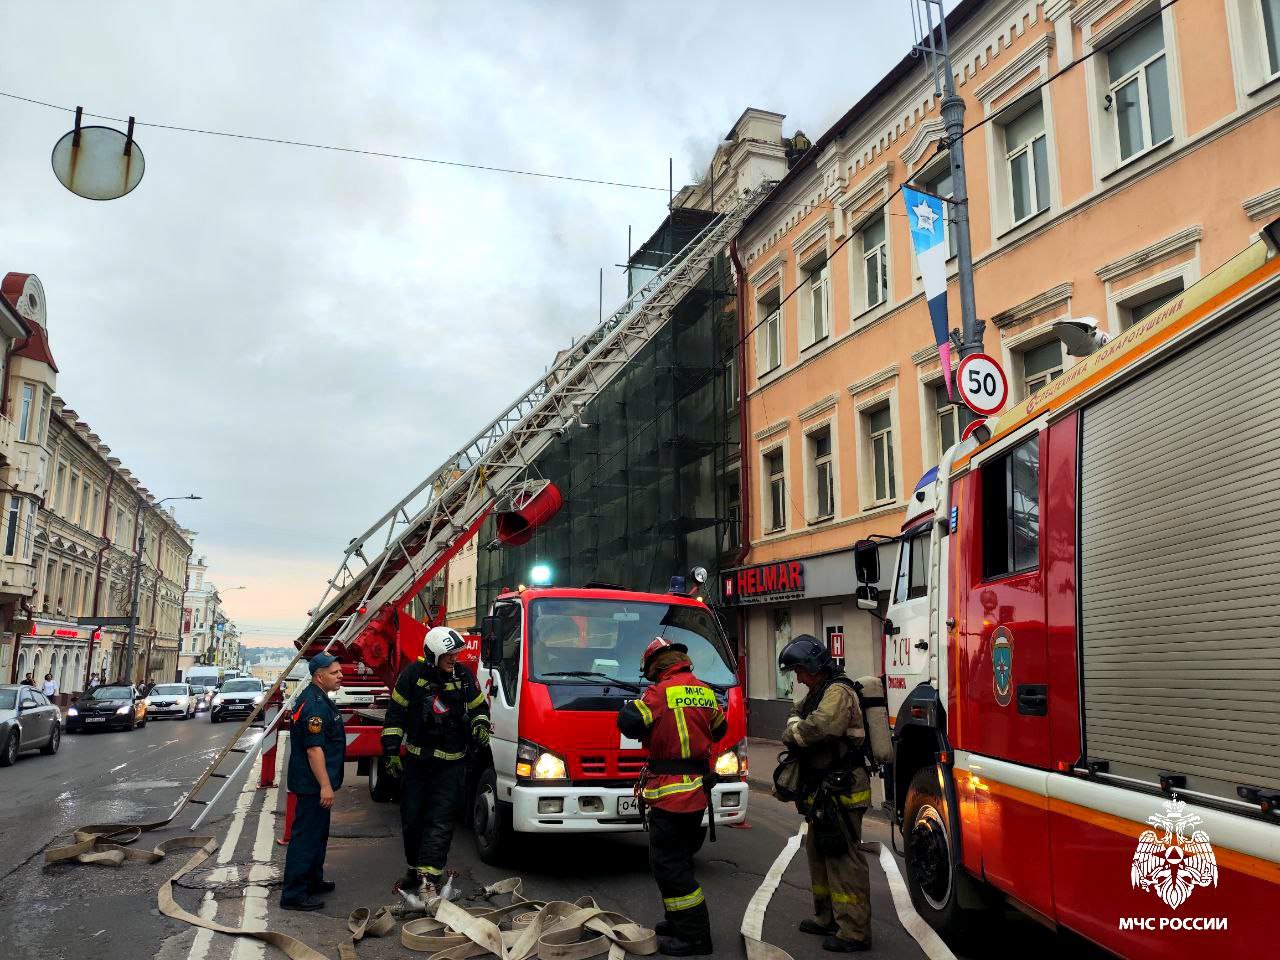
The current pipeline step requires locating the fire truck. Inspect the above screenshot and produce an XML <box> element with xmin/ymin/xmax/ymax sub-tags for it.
<box><xmin>281</xmin><ymin>185</ymin><xmax>768</xmax><ymax>857</ymax></box>
<box><xmin>852</xmin><ymin>222</ymin><xmax>1280</xmax><ymax>958</ymax></box>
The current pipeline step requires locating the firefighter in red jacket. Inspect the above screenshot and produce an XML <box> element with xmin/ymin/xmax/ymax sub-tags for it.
<box><xmin>617</xmin><ymin>637</ymin><xmax>728</xmax><ymax>958</ymax></box>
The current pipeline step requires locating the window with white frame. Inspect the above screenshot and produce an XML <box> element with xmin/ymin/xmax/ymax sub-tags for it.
<box><xmin>35</xmin><ymin>389</ymin><xmax>47</xmax><ymax>445</ymax></box>
<box><xmin>755</xmin><ymin>289</ymin><xmax>782</xmax><ymax>376</ymax></box>
<box><xmin>723</xmin><ymin>475</ymin><xmax>741</xmax><ymax>552</ymax></box>
<box><xmin>4</xmin><ymin>496</ymin><xmax>18</xmax><ymax>556</ymax></box>
<box><xmin>1265</xmin><ymin>0</ymin><xmax>1280</xmax><ymax>76</ymax></box>
<box><xmin>922</xmin><ymin>164</ymin><xmax>958</xmax><ymax>257</ymax></box>
<box><xmin>1003</xmin><ymin>100</ymin><xmax>1050</xmax><ymax>224</ymax></box>
<box><xmin>1021</xmin><ymin>340</ymin><xmax>1065</xmax><ymax>396</ymax></box>
<box><xmin>79</xmin><ymin>479</ymin><xmax>90</xmax><ymax>527</ymax></box>
<box><xmin>865</xmin><ymin>406</ymin><xmax>896</xmax><ymax>504</ymax></box>
<box><xmin>934</xmin><ymin>383</ymin><xmax>958</xmax><ymax>456</ymax></box>
<box><xmin>1120</xmin><ymin>278</ymin><xmax>1185</xmax><ymax>329</ymax></box>
<box><xmin>18</xmin><ymin>383</ymin><xmax>33</xmax><ymax>442</ymax></box>
<box><xmin>800</xmin><ymin>258</ymin><xmax>830</xmax><ymax>349</ymax></box>
<box><xmin>860</xmin><ymin>216</ymin><xmax>888</xmax><ymax>310</ymax></box>
<box><xmin>1106</xmin><ymin>15</ymin><xmax>1172</xmax><ymax>162</ymax></box>
<box><xmin>764</xmin><ymin>448</ymin><xmax>786</xmax><ymax>532</ymax></box>
<box><xmin>808</xmin><ymin>426</ymin><xmax>835</xmax><ymax>521</ymax></box>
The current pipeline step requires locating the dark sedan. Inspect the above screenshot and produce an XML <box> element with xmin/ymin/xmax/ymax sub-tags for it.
<box><xmin>66</xmin><ymin>684</ymin><xmax>148</xmax><ymax>732</ymax></box>
<box><xmin>0</xmin><ymin>685</ymin><xmax>61</xmax><ymax>765</ymax></box>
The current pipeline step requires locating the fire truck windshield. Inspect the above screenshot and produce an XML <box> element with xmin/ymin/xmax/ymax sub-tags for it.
<box><xmin>527</xmin><ymin>598</ymin><xmax>737</xmax><ymax>688</ymax></box>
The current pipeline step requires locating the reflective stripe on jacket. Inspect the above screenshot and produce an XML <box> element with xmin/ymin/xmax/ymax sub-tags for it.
<box><xmin>380</xmin><ymin>657</ymin><xmax>489</xmax><ymax>760</ymax></box>
<box><xmin>616</xmin><ymin>662</ymin><xmax>728</xmax><ymax>813</ymax></box>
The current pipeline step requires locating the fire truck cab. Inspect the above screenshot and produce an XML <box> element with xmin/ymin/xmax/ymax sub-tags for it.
<box><xmin>853</xmin><ymin>226</ymin><xmax>1280</xmax><ymax>958</ymax></box>
<box><xmin>470</xmin><ymin>582</ymin><xmax>749</xmax><ymax>862</ymax></box>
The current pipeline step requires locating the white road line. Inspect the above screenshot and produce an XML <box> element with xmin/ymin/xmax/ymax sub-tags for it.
<box><xmin>232</xmin><ymin>737</ymin><xmax>286</xmax><ymax>960</ymax></box>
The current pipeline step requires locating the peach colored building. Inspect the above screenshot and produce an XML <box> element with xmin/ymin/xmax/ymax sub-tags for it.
<box><xmin>727</xmin><ymin>0</ymin><xmax>1280</xmax><ymax>734</ymax></box>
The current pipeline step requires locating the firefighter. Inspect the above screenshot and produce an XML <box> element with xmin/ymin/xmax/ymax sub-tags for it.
<box><xmin>616</xmin><ymin>637</ymin><xmax>728</xmax><ymax>957</ymax></box>
<box><xmin>777</xmin><ymin>634</ymin><xmax>872</xmax><ymax>953</ymax></box>
<box><xmin>380</xmin><ymin>626</ymin><xmax>490</xmax><ymax>897</ymax></box>
<box><xmin>280</xmin><ymin>653</ymin><xmax>346</xmax><ymax>911</ymax></box>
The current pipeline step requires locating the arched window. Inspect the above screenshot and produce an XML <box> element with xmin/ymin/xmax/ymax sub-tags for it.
<box><xmin>71</xmin><ymin>651</ymin><xmax>82</xmax><ymax>691</ymax></box>
<box><xmin>32</xmin><ymin>647</ymin><xmax>43</xmax><ymax>679</ymax></box>
<box><xmin>15</xmin><ymin>649</ymin><xmax>26</xmax><ymax>679</ymax></box>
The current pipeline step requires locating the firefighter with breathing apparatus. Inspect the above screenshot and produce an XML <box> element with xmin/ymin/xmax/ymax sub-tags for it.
<box><xmin>380</xmin><ymin>626</ymin><xmax>490</xmax><ymax>898</ymax></box>
<box><xmin>776</xmin><ymin>634</ymin><xmax>874</xmax><ymax>953</ymax></box>
<box><xmin>616</xmin><ymin>637</ymin><xmax>728</xmax><ymax>957</ymax></box>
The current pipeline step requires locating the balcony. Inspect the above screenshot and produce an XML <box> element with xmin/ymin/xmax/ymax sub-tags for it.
<box><xmin>0</xmin><ymin>557</ymin><xmax>36</xmax><ymax>598</ymax></box>
<box><xmin>0</xmin><ymin>411</ymin><xmax>16</xmax><ymax>467</ymax></box>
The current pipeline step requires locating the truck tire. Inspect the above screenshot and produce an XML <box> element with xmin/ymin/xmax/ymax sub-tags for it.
<box><xmin>902</xmin><ymin>764</ymin><xmax>982</xmax><ymax>938</ymax></box>
<box><xmin>368</xmin><ymin>755</ymin><xmax>401</xmax><ymax>803</ymax></box>
<box><xmin>472</xmin><ymin>767</ymin><xmax>512</xmax><ymax>865</ymax></box>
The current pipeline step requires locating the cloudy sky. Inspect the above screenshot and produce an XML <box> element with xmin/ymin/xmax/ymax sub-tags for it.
<box><xmin>0</xmin><ymin>1</ymin><xmax>954</xmax><ymax>646</ymax></box>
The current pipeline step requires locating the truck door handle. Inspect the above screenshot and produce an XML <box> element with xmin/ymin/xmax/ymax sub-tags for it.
<box><xmin>1017</xmin><ymin>684</ymin><xmax>1048</xmax><ymax>716</ymax></box>
<box><xmin>885</xmin><ymin>619</ymin><xmax>901</xmax><ymax>637</ymax></box>
<box><xmin>913</xmin><ymin>641</ymin><xmax>929</xmax><ymax>651</ymax></box>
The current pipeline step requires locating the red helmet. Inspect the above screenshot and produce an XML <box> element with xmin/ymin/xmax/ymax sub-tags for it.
<box><xmin>641</xmin><ymin>636</ymin><xmax>689</xmax><ymax>674</ymax></box>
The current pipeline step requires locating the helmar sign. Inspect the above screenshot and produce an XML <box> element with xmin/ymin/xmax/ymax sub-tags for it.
<box><xmin>721</xmin><ymin>561</ymin><xmax>805</xmax><ymax>605</ymax></box>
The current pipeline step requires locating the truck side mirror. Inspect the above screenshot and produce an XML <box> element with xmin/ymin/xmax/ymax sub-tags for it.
<box><xmin>855</xmin><ymin>584</ymin><xmax>879</xmax><ymax>611</ymax></box>
<box><xmin>853</xmin><ymin>539</ymin><xmax>880</xmax><ymax>585</ymax></box>
<box><xmin>480</xmin><ymin>615</ymin><xmax>500</xmax><ymax>667</ymax></box>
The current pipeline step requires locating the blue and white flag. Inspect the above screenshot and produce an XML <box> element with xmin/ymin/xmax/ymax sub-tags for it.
<box><xmin>903</xmin><ymin>185</ymin><xmax>952</xmax><ymax>395</ymax></box>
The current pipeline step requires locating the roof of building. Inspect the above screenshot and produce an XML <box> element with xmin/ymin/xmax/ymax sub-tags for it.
<box><xmin>1</xmin><ymin>272</ymin><xmax>58</xmax><ymax>372</ymax></box>
<box><xmin>743</xmin><ymin>0</ymin><xmax>984</xmax><ymax>232</ymax></box>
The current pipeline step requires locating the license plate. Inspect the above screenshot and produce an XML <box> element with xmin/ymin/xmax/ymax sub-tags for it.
<box><xmin>617</xmin><ymin>796</ymin><xmax>640</xmax><ymax>817</ymax></box>
<box><xmin>86</xmin><ymin>717</ymin><xmax>105</xmax><ymax>723</ymax></box>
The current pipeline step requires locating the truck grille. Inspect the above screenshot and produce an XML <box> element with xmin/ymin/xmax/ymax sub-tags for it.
<box><xmin>577</xmin><ymin>754</ymin><xmax>646</xmax><ymax>779</ymax></box>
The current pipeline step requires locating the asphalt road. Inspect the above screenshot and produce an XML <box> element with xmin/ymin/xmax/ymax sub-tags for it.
<box><xmin>0</xmin><ymin>722</ymin><xmax>1112</xmax><ymax>960</ymax></box>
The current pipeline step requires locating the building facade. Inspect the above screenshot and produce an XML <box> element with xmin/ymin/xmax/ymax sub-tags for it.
<box><xmin>444</xmin><ymin>535</ymin><xmax>478</xmax><ymax>632</ymax></box>
<box><xmin>733</xmin><ymin>0</ymin><xmax>1280</xmax><ymax>735</ymax></box>
<box><xmin>180</xmin><ymin>551</ymin><xmax>241</xmax><ymax>676</ymax></box>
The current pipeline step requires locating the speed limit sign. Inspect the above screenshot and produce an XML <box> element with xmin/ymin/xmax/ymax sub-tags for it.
<box><xmin>957</xmin><ymin>353</ymin><xmax>1008</xmax><ymax>416</ymax></box>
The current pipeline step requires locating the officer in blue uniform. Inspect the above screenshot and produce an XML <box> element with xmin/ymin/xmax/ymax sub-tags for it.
<box><xmin>280</xmin><ymin>653</ymin><xmax>346</xmax><ymax>911</ymax></box>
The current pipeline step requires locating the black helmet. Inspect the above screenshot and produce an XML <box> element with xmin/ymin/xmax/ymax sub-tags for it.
<box><xmin>777</xmin><ymin>634</ymin><xmax>833</xmax><ymax>675</ymax></box>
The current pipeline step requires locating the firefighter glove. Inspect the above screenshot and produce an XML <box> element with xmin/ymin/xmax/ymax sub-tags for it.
<box><xmin>473</xmin><ymin>721</ymin><xmax>491</xmax><ymax>746</ymax></box>
<box><xmin>385</xmin><ymin>755</ymin><xmax>403</xmax><ymax>778</ymax></box>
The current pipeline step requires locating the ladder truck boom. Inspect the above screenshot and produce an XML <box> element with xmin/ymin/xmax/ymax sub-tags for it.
<box><xmin>295</xmin><ymin>182</ymin><xmax>773</xmax><ymax>681</ymax></box>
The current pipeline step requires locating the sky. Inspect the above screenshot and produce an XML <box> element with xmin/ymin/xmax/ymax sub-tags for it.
<box><xmin>0</xmin><ymin>1</ymin><xmax>955</xmax><ymax>646</ymax></box>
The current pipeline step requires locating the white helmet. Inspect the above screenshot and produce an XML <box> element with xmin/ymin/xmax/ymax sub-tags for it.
<box><xmin>424</xmin><ymin>626</ymin><xmax>467</xmax><ymax>661</ymax></box>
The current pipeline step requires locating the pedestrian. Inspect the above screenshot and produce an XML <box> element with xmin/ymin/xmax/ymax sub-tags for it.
<box><xmin>41</xmin><ymin>673</ymin><xmax>59</xmax><ymax>698</ymax></box>
<box><xmin>88</xmin><ymin>672</ymin><xmax>99</xmax><ymax>689</ymax></box>
<box><xmin>20</xmin><ymin>673</ymin><xmax>34</xmax><ymax>686</ymax></box>
<box><xmin>776</xmin><ymin>635</ymin><xmax>873</xmax><ymax>953</ymax></box>
<box><xmin>616</xmin><ymin>637</ymin><xmax>728</xmax><ymax>957</ymax></box>
<box><xmin>380</xmin><ymin>626</ymin><xmax>489</xmax><ymax>899</ymax></box>
<box><xmin>279</xmin><ymin>653</ymin><xmax>346</xmax><ymax>911</ymax></box>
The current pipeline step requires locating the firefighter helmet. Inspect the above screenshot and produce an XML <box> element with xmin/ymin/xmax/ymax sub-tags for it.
<box><xmin>424</xmin><ymin>626</ymin><xmax>467</xmax><ymax>661</ymax></box>
<box><xmin>777</xmin><ymin>634</ymin><xmax>833</xmax><ymax>676</ymax></box>
<box><xmin>641</xmin><ymin>636</ymin><xmax>689</xmax><ymax>675</ymax></box>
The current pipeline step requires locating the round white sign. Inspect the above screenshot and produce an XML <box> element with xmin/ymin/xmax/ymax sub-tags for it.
<box><xmin>957</xmin><ymin>353</ymin><xmax>1008</xmax><ymax>416</ymax></box>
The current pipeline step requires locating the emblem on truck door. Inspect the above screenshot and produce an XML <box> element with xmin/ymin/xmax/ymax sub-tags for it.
<box><xmin>991</xmin><ymin>627</ymin><xmax>1014</xmax><ymax>707</ymax></box>
<box><xmin>1130</xmin><ymin>800</ymin><xmax>1219</xmax><ymax>909</ymax></box>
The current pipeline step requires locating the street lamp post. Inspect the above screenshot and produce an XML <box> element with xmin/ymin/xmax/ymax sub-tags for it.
<box><xmin>123</xmin><ymin>494</ymin><xmax>200</xmax><ymax>683</ymax></box>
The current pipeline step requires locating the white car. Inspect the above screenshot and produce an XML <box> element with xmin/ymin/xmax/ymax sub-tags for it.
<box><xmin>145</xmin><ymin>683</ymin><xmax>197</xmax><ymax>720</ymax></box>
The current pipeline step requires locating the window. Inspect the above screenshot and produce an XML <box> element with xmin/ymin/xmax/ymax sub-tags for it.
<box><xmin>860</xmin><ymin>216</ymin><xmax>888</xmax><ymax>309</ymax></box>
<box><xmin>79</xmin><ymin>480</ymin><xmax>90</xmax><ymax>527</ymax></box>
<box><xmin>34</xmin><ymin>390</ymin><xmax>46</xmax><ymax>445</ymax></box>
<box><xmin>4</xmin><ymin>496</ymin><xmax>18</xmax><ymax>556</ymax></box>
<box><xmin>893</xmin><ymin>526</ymin><xmax>931</xmax><ymax>603</ymax></box>
<box><xmin>1004</xmin><ymin>101</ymin><xmax>1050</xmax><ymax>223</ymax></box>
<box><xmin>765</xmin><ymin>449</ymin><xmax>786</xmax><ymax>532</ymax></box>
<box><xmin>23</xmin><ymin>502</ymin><xmax>34</xmax><ymax>560</ymax></box>
<box><xmin>53</xmin><ymin>463</ymin><xmax>65</xmax><ymax>513</ymax></box>
<box><xmin>867</xmin><ymin>406</ymin><xmax>896</xmax><ymax>504</ymax></box>
<box><xmin>724</xmin><ymin>478</ymin><xmax>741</xmax><ymax>552</ymax></box>
<box><xmin>492</xmin><ymin>601</ymin><xmax>522</xmax><ymax>703</ymax></box>
<box><xmin>1120</xmin><ymin>279</ymin><xmax>1184</xmax><ymax>329</ymax></box>
<box><xmin>756</xmin><ymin>308</ymin><xmax>782</xmax><ymax>375</ymax></box>
<box><xmin>724</xmin><ymin>349</ymin><xmax>739</xmax><ymax>408</ymax></box>
<box><xmin>922</xmin><ymin>165</ymin><xmax>958</xmax><ymax>257</ymax></box>
<box><xmin>1107</xmin><ymin>16</ymin><xmax>1172</xmax><ymax>162</ymax></box>
<box><xmin>1265</xmin><ymin>0</ymin><xmax>1280</xmax><ymax>76</ymax></box>
<box><xmin>809</xmin><ymin>427</ymin><xmax>835</xmax><ymax>521</ymax></box>
<box><xmin>934</xmin><ymin>383</ymin><xmax>958</xmax><ymax>456</ymax></box>
<box><xmin>1022</xmin><ymin>340</ymin><xmax>1064</xmax><ymax>396</ymax></box>
<box><xmin>18</xmin><ymin>383</ymin><xmax>33</xmax><ymax>442</ymax></box>
<box><xmin>91</xmin><ymin>488</ymin><xmax>102</xmax><ymax>532</ymax></box>
<box><xmin>114</xmin><ymin>507</ymin><xmax>124</xmax><ymax>542</ymax></box>
<box><xmin>982</xmin><ymin>436</ymin><xmax>1040</xmax><ymax>577</ymax></box>
<box><xmin>805</xmin><ymin>261</ymin><xmax>830</xmax><ymax>347</ymax></box>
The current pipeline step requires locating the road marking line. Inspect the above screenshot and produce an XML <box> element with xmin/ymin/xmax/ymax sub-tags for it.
<box><xmin>233</xmin><ymin>739</ymin><xmax>287</xmax><ymax>960</ymax></box>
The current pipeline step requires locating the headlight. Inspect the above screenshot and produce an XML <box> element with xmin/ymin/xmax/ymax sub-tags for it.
<box><xmin>212</xmin><ymin>695</ymin><xmax>224</xmax><ymax>705</ymax></box>
<box><xmin>516</xmin><ymin>739</ymin><xmax>568</xmax><ymax>781</ymax></box>
<box><xmin>714</xmin><ymin>750</ymin><xmax>741</xmax><ymax>778</ymax></box>
<box><xmin>143</xmin><ymin>698</ymin><xmax>152</xmax><ymax>706</ymax></box>
<box><xmin>67</xmin><ymin>707</ymin><xmax>78</xmax><ymax>717</ymax></box>
<box><xmin>533</xmin><ymin>752</ymin><xmax>567</xmax><ymax>780</ymax></box>
<box><xmin>115</xmin><ymin>705</ymin><xmax>131</xmax><ymax>715</ymax></box>
<box><xmin>253</xmin><ymin>694</ymin><xmax>264</xmax><ymax>704</ymax></box>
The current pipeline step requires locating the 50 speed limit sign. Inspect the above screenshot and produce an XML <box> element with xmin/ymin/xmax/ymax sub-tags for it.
<box><xmin>957</xmin><ymin>353</ymin><xmax>1008</xmax><ymax>416</ymax></box>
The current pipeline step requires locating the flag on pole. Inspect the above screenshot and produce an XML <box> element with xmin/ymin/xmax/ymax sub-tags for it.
<box><xmin>903</xmin><ymin>185</ymin><xmax>953</xmax><ymax>395</ymax></box>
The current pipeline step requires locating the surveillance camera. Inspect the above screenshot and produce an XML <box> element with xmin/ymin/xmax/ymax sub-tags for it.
<box><xmin>1052</xmin><ymin>316</ymin><xmax>1109</xmax><ymax>357</ymax></box>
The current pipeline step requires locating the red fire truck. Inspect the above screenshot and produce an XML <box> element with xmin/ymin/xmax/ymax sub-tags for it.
<box><xmin>853</xmin><ymin>223</ymin><xmax>1280</xmax><ymax>958</ymax></box>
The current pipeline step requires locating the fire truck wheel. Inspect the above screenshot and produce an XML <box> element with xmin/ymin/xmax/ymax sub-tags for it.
<box><xmin>472</xmin><ymin>767</ymin><xmax>512</xmax><ymax>865</ymax></box>
<box><xmin>368</xmin><ymin>755</ymin><xmax>401</xmax><ymax>803</ymax></box>
<box><xmin>903</xmin><ymin>765</ymin><xmax>971</xmax><ymax>937</ymax></box>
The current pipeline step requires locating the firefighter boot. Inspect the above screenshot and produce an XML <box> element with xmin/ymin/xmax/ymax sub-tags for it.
<box><xmin>657</xmin><ymin>935</ymin><xmax>713</xmax><ymax>957</ymax></box>
<box><xmin>800</xmin><ymin>919</ymin><xmax>838</xmax><ymax>935</ymax></box>
<box><xmin>822</xmin><ymin>934</ymin><xmax>872</xmax><ymax>952</ymax></box>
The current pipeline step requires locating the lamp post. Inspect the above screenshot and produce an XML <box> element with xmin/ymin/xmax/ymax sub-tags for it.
<box><xmin>123</xmin><ymin>494</ymin><xmax>200</xmax><ymax>682</ymax></box>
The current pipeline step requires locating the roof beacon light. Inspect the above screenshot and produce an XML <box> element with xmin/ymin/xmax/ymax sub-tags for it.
<box><xmin>530</xmin><ymin>564</ymin><xmax>553</xmax><ymax>586</ymax></box>
<box><xmin>669</xmin><ymin>575</ymin><xmax>688</xmax><ymax>595</ymax></box>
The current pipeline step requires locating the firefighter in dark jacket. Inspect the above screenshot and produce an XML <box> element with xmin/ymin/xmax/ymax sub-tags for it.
<box><xmin>778</xmin><ymin>634</ymin><xmax>872</xmax><ymax>953</ymax></box>
<box><xmin>617</xmin><ymin>637</ymin><xmax>728</xmax><ymax>958</ymax></box>
<box><xmin>380</xmin><ymin>626</ymin><xmax>490</xmax><ymax>896</ymax></box>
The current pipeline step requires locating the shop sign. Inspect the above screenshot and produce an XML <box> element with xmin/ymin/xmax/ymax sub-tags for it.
<box><xmin>721</xmin><ymin>561</ymin><xmax>805</xmax><ymax>605</ymax></box>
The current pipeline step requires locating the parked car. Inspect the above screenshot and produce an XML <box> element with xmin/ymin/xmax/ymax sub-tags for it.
<box><xmin>66</xmin><ymin>684</ymin><xmax>148</xmax><ymax>732</ymax></box>
<box><xmin>0</xmin><ymin>684</ymin><xmax>61</xmax><ymax>765</ymax></box>
<box><xmin>210</xmin><ymin>677</ymin><xmax>265</xmax><ymax>724</ymax></box>
<box><xmin>145</xmin><ymin>683</ymin><xmax>196</xmax><ymax>720</ymax></box>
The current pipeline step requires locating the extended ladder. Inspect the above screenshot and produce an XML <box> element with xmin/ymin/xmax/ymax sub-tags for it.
<box><xmin>176</xmin><ymin>180</ymin><xmax>773</xmax><ymax>828</ymax></box>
